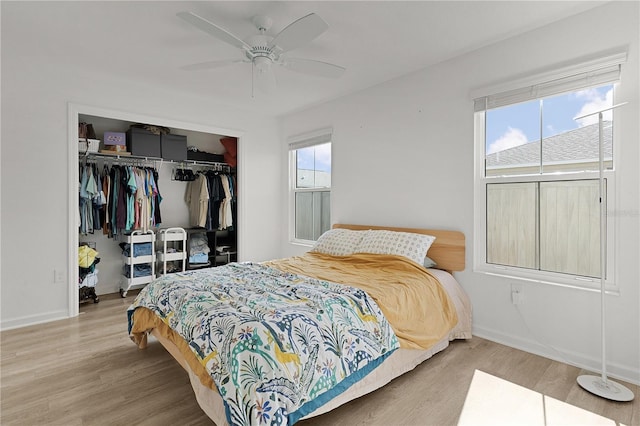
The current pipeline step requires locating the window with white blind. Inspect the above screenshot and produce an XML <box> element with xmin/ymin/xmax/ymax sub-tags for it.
<box><xmin>289</xmin><ymin>129</ymin><xmax>332</xmax><ymax>242</ymax></box>
<box><xmin>473</xmin><ymin>51</ymin><xmax>626</xmax><ymax>288</ymax></box>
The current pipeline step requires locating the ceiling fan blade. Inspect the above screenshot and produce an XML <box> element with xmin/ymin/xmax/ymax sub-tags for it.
<box><xmin>180</xmin><ymin>59</ymin><xmax>245</xmax><ymax>71</ymax></box>
<box><xmin>282</xmin><ymin>58</ymin><xmax>346</xmax><ymax>78</ymax></box>
<box><xmin>177</xmin><ymin>11</ymin><xmax>252</xmax><ymax>52</ymax></box>
<box><xmin>268</xmin><ymin>13</ymin><xmax>329</xmax><ymax>53</ymax></box>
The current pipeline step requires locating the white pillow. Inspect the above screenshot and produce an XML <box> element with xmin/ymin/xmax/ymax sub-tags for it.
<box><xmin>311</xmin><ymin>229</ymin><xmax>366</xmax><ymax>256</ymax></box>
<box><xmin>355</xmin><ymin>230</ymin><xmax>436</xmax><ymax>265</ymax></box>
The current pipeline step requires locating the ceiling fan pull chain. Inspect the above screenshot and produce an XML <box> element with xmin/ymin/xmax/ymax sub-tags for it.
<box><xmin>251</xmin><ymin>61</ymin><xmax>255</xmax><ymax>99</ymax></box>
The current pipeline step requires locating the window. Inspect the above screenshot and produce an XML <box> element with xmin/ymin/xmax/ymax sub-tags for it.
<box><xmin>474</xmin><ymin>52</ymin><xmax>625</xmax><ymax>288</ymax></box>
<box><xmin>289</xmin><ymin>129</ymin><xmax>332</xmax><ymax>242</ymax></box>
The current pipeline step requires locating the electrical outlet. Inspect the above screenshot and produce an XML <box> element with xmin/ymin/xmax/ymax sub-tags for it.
<box><xmin>511</xmin><ymin>283</ymin><xmax>524</xmax><ymax>305</ymax></box>
<box><xmin>54</xmin><ymin>269</ymin><xmax>66</xmax><ymax>283</ymax></box>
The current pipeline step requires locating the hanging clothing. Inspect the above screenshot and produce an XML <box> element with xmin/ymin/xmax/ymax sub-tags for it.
<box><xmin>79</xmin><ymin>164</ymin><xmax>99</xmax><ymax>234</ymax></box>
<box><xmin>116</xmin><ymin>167</ymin><xmax>128</xmax><ymax>232</ymax></box>
<box><xmin>182</xmin><ymin>171</ymin><xmax>235</xmax><ymax>231</ymax></box>
<box><xmin>79</xmin><ymin>162</ymin><xmax>162</xmax><ymax>237</ymax></box>
<box><xmin>100</xmin><ymin>166</ymin><xmax>111</xmax><ymax>235</ymax></box>
<box><xmin>152</xmin><ymin>169</ymin><xmax>162</xmax><ymax>226</ymax></box>
<box><xmin>219</xmin><ymin>174</ymin><xmax>233</xmax><ymax>230</ymax></box>
<box><xmin>185</xmin><ymin>173</ymin><xmax>209</xmax><ymax>228</ymax></box>
<box><xmin>207</xmin><ymin>172</ymin><xmax>224</xmax><ymax>231</ymax></box>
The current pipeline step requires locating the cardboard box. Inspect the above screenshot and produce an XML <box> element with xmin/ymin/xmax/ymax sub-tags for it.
<box><xmin>103</xmin><ymin>144</ymin><xmax>128</xmax><ymax>152</ymax></box>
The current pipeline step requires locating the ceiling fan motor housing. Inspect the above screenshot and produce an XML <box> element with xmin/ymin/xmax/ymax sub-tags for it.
<box><xmin>245</xmin><ymin>34</ymin><xmax>277</xmax><ymax>70</ymax></box>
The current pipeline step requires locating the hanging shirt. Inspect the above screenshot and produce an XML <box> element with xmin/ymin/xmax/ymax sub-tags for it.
<box><xmin>152</xmin><ymin>169</ymin><xmax>162</xmax><ymax>226</ymax></box>
<box><xmin>79</xmin><ymin>166</ymin><xmax>90</xmax><ymax>234</ymax></box>
<box><xmin>185</xmin><ymin>173</ymin><xmax>209</xmax><ymax>227</ymax></box>
<box><xmin>102</xmin><ymin>167</ymin><xmax>111</xmax><ymax>235</ymax></box>
<box><xmin>134</xmin><ymin>168</ymin><xmax>145</xmax><ymax>230</ymax></box>
<box><xmin>219</xmin><ymin>174</ymin><xmax>233</xmax><ymax>230</ymax></box>
<box><xmin>125</xmin><ymin>167</ymin><xmax>137</xmax><ymax>231</ymax></box>
<box><xmin>116</xmin><ymin>167</ymin><xmax>128</xmax><ymax>233</ymax></box>
<box><xmin>210</xmin><ymin>173</ymin><xmax>224</xmax><ymax>230</ymax></box>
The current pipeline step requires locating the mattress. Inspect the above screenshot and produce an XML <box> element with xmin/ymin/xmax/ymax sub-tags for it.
<box><xmin>147</xmin><ymin>267</ymin><xmax>472</xmax><ymax>425</ymax></box>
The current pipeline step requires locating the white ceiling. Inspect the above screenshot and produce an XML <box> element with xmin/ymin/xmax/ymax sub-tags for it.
<box><xmin>4</xmin><ymin>1</ymin><xmax>607</xmax><ymax>116</ymax></box>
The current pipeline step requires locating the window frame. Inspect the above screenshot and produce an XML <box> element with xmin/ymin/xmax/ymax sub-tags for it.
<box><xmin>288</xmin><ymin>128</ymin><xmax>333</xmax><ymax>245</ymax></box>
<box><xmin>472</xmin><ymin>60</ymin><xmax>624</xmax><ymax>292</ymax></box>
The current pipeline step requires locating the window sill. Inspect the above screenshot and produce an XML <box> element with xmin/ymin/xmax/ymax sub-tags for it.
<box><xmin>289</xmin><ymin>239</ymin><xmax>314</xmax><ymax>248</ymax></box>
<box><xmin>473</xmin><ymin>264</ymin><xmax>620</xmax><ymax>296</ymax></box>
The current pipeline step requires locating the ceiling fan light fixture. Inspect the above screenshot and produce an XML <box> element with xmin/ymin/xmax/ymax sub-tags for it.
<box><xmin>253</xmin><ymin>56</ymin><xmax>272</xmax><ymax>73</ymax></box>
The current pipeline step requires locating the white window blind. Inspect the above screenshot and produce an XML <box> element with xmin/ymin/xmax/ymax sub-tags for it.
<box><xmin>473</xmin><ymin>51</ymin><xmax>626</xmax><ymax>112</ymax></box>
<box><xmin>288</xmin><ymin>128</ymin><xmax>333</xmax><ymax>150</ymax></box>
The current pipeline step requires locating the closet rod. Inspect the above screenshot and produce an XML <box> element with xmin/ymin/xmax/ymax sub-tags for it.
<box><xmin>171</xmin><ymin>159</ymin><xmax>233</xmax><ymax>169</ymax></box>
<box><xmin>173</xmin><ymin>161</ymin><xmax>231</xmax><ymax>172</ymax></box>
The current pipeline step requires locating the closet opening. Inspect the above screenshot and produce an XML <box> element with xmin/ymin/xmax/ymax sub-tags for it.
<box><xmin>69</xmin><ymin>103</ymin><xmax>243</xmax><ymax>317</ymax></box>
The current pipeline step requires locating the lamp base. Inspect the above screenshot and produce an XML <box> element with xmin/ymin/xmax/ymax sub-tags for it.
<box><xmin>577</xmin><ymin>374</ymin><xmax>634</xmax><ymax>402</ymax></box>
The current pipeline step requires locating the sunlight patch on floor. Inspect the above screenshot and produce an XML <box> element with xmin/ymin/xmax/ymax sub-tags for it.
<box><xmin>457</xmin><ymin>370</ymin><xmax>622</xmax><ymax>426</ymax></box>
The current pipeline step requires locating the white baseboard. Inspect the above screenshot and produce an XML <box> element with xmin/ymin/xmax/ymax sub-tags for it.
<box><xmin>473</xmin><ymin>325</ymin><xmax>640</xmax><ymax>386</ymax></box>
<box><xmin>0</xmin><ymin>310</ymin><xmax>70</xmax><ymax>331</ymax></box>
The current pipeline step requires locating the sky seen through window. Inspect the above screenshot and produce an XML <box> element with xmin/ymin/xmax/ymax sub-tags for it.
<box><xmin>486</xmin><ymin>85</ymin><xmax>613</xmax><ymax>155</ymax></box>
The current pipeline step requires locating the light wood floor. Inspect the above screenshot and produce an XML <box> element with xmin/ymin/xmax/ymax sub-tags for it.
<box><xmin>1</xmin><ymin>294</ymin><xmax>638</xmax><ymax>426</ymax></box>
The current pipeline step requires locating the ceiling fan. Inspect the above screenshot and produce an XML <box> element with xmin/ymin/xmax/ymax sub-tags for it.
<box><xmin>177</xmin><ymin>11</ymin><xmax>346</xmax><ymax>95</ymax></box>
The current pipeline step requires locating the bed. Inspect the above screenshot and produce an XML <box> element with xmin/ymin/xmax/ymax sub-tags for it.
<box><xmin>127</xmin><ymin>224</ymin><xmax>471</xmax><ymax>425</ymax></box>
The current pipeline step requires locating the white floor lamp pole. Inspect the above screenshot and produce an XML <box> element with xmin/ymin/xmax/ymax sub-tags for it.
<box><xmin>574</xmin><ymin>103</ymin><xmax>634</xmax><ymax>402</ymax></box>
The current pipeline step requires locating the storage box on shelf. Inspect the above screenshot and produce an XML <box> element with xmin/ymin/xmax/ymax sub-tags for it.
<box><xmin>126</xmin><ymin>127</ymin><xmax>187</xmax><ymax>160</ymax></box>
<box><xmin>79</xmin><ymin>138</ymin><xmax>100</xmax><ymax>153</ymax></box>
<box><xmin>120</xmin><ymin>230</ymin><xmax>156</xmax><ymax>297</ymax></box>
<box><xmin>126</xmin><ymin>127</ymin><xmax>161</xmax><ymax>158</ymax></box>
<box><xmin>100</xmin><ymin>145</ymin><xmax>129</xmax><ymax>155</ymax></box>
<box><xmin>161</xmin><ymin>133</ymin><xmax>187</xmax><ymax>161</ymax></box>
<box><xmin>158</xmin><ymin>227</ymin><xmax>187</xmax><ymax>275</ymax></box>
<box><xmin>104</xmin><ymin>131</ymin><xmax>126</xmax><ymax>145</ymax></box>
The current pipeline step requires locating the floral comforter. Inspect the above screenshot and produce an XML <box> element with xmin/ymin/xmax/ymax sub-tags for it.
<box><xmin>127</xmin><ymin>262</ymin><xmax>399</xmax><ymax>425</ymax></box>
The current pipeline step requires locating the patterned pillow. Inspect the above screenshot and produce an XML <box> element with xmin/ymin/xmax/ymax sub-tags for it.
<box><xmin>311</xmin><ymin>229</ymin><xmax>366</xmax><ymax>256</ymax></box>
<box><xmin>355</xmin><ymin>230</ymin><xmax>436</xmax><ymax>265</ymax></box>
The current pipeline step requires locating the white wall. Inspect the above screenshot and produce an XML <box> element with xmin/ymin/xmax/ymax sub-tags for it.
<box><xmin>1</xmin><ymin>17</ymin><xmax>282</xmax><ymax>329</ymax></box>
<box><xmin>281</xmin><ymin>2</ymin><xmax>639</xmax><ymax>384</ymax></box>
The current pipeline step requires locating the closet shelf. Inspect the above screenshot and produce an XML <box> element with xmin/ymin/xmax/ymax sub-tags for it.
<box><xmin>81</xmin><ymin>152</ymin><xmax>162</xmax><ymax>162</ymax></box>
<box><xmin>80</xmin><ymin>152</ymin><xmax>233</xmax><ymax>169</ymax></box>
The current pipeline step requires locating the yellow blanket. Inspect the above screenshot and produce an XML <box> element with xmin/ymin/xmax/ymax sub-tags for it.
<box><xmin>266</xmin><ymin>252</ymin><xmax>458</xmax><ymax>350</ymax></box>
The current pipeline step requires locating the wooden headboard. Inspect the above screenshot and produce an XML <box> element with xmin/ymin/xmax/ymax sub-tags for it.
<box><xmin>333</xmin><ymin>224</ymin><xmax>465</xmax><ymax>272</ymax></box>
